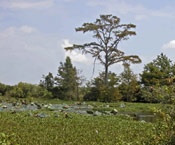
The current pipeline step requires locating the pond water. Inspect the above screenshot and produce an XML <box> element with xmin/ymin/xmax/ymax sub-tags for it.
<box><xmin>120</xmin><ymin>112</ymin><xmax>156</xmax><ymax>122</ymax></box>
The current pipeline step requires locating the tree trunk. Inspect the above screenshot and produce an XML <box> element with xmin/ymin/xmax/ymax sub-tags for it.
<box><xmin>105</xmin><ymin>51</ymin><xmax>109</xmax><ymax>85</ymax></box>
<box><xmin>76</xmin><ymin>84</ymin><xmax>79</xmax><ymax>101</ymax></box>
<box><xmin>105</xmin><ymin>65</ymin><xmax>108</xmax><ymax>85</ymax></box>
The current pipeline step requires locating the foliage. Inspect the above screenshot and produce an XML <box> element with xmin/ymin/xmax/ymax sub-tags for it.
<box><xmin>0</xmin><ymin>110</ymin><xmax>156</xmax><ymax>145</ymax></box>
<box><xmin>7</xmin><ymin>86</ymin><xmax>24</xmax><ymax>98</ymax></box>
<box><xmin>119</xmin><ymin>63</ymin><xmax>140</xmax><ymax>102</ymax></box>
<box><xmin>6</xmin><ymin>82</ymin><xmax>52</xmax><ymax>98</ymax></box>
<box><xmin>98</xmin><ymin>85</ymin><xmax>122</xmax><ymax>102</ymax></box>
<box><xmin>141</xmin><ymin>53</ymin><xmax>175</xmax><ymax>86</ymax></box>
<box><xmin>0</xmin><ymin>83</ymin><xmax>13</xmax><ymax>96</ymax></box>
<box><xmin>0</xmin><ymin>100</ymin><xmax>172</xmax><ymax>145</ymax></box>
<box><xmin>150</xmin><ymin>106</ymin><xmax>175</xmax><ymax>144</ymax></box>
<box><xmin>39</xmin><ymin>72</ymin><xmax>54</xmax><ymax>91</ymax></box>
<box><xmin>0</xmin><ymin>133</ymin><xmax>17</xmax><ymax>145</ymax></box>
<box><xmin>140</xmin><ymin>85</ymin><xmax>175</xmax><ymax>103</ymax></box>
<box><xmin>83</xmin><ymin>87</ymin><xmax>100</xmax><ymax>101</ymax></box>
<box><xmin>65</xmin><ymin>14</ymin><xmax>141</xmax><ymax>85</ymax></box>
<box><xmin>55</xmin><ymin>56</ymin><xmax>78</xmax><ymax>100</ymax></box>
<box><xmin>84</xmin><ymin>72</ymin><xmax>122</xmax><ymax>102</ymax></box>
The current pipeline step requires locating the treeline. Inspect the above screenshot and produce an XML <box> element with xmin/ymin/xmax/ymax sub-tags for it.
<box><xmin>0</xmin><ymin>53</ymin><xmax>175</xmax><ymax>104</ymax></box>
<box><xmin>0</xmin><ymin>82</ymin><xmax>52</xmax><ymax>99</ymax></box>
<box><xmin>83</xmin><ymin>53</ymin><xmax>175</xmax><ymax>104</ymax></box>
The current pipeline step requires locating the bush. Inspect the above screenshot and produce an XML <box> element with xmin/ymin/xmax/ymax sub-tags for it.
<box><xmin>140</xmin><ymin>86</ymin><xmax>175</xmax><ymax>103</ymax></box>
<box><xmin>148</xmin><ymin>106</ymin><xmax>175</xmax><ymax>144</ymax></box>
<box><xmin>54</xmin><ymin>87</ymin><xmax>75</xmax><ymax>100</ymax></box>
<box><xmin>7</xmin><ymin>86</ymin><xmax>24</xmax><ymax>98</ymax></box>
<box><xmin>119</xmin><ymin>82</ymin><xmax>140</xmax><ymax>102</ymax></box>
<box><xmin>99</xmin><ymin>86</ymin><xmax>122</xmax><ymax>102</ymax></box>
<box><xmin>83</xmin><ymin>86</ymin><xmax>122</xmax><ymax>102</ymax></box>
<box><xmin>83</xmin><ymin>71</ymin><xmax>122</xmax><ymax>102</ymax></box>
<box><xmin>83</xmin><ymin>87</ymin><xmax>100</xmax><ymax>101</ymax></box>
<box><xmin>0</xmin><ymin>83</ymin><xmax>13</xmax><ymax>96</ymax></box>
<box><xmin>30</xmin><ymin>85</ymin><xmax>52</xmax><ymax>98</ymax></box>
<box><xmin>6</xmin><ymin>82</ymin><xmax>52</xmax><ymax>98</ymax></box>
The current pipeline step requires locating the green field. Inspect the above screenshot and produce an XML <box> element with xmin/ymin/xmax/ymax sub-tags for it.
<box><xmin>0</xmin><ymin>98</ymin><xmax>174</xmax><ymax>145</ymax></box>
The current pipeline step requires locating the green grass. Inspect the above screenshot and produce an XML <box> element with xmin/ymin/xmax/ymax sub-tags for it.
<box><xmin>0</xmin><ymin>111</ymin><xmax>156</xmax><ymax>145</ymax></box>
<box><xmin>91</xmin><ymin>102</ymin><xmax>164</xmax><ymax>113</ymax></box>
<box><xmin>0</xmin><ymin>97</ymin><xmax>173</xmax><ymax>145</ymax></box>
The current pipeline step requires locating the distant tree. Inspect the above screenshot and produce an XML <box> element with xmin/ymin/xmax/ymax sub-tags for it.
<box><xmin>65</xmin><ymin>14</ymin><xmax>141</xmax><ymax>85</ymax></box>
<box><xmin>0</xmin><ymin>83</ymin><xmax>13</xmax><ymax>96</ymax></box>
<box><xmin>39</xmin><ymin>72</ymin><xmax>54</xmax><ymax>91</ymax></box>
<box><xmin>75</xmin><ymin>70</ymin><xmax>86</xmax><ymax>100</ymax></box>
<box><xmin>119</xmin><ymin>62</ymin><xmax>140</xmax><ymax>102</ymax></box>
<box><xmin>55</xmin><ymin>56</ymin><xmax>78</xmax><ymax>100</ymax></box>
<box><xmin>141</xmin><ymin>53</ymin><xmax>174</xmax><ymax>86</ymax></box>
<box><xmin>92</xmin><ymin>71</ymin><xmax>120</xmax><ymax>88</ymax></box>
<box><xmin>171</xmin><ymin>63</ymin><xmax>175</xmax><ymax>76</ymax></box>
<box><xmin>6</xmin><ymin>82</ymin><xmax>52</xmax><ymax>98</ymax></box>
<box><xmin>84</xmin><ymin>71</ymin><xmax>122</xmax><ymax>102</ymax></box>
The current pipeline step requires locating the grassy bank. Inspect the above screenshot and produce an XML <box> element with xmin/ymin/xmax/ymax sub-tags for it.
<box><xmin>0</xmin><ymin>111</ymin><xmax>156</xmax><ymax>145</ymax></box>
<box><xmin>0</xmin><ymin>97</ymin><xmax>173</xmax><ymax>144</ymax></box>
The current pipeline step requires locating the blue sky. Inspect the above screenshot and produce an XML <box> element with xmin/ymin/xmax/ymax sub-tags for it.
<box><xmin>0</xmin><ymin>0</ymin><xmax>175</xmax><ymax>85</ymax></box>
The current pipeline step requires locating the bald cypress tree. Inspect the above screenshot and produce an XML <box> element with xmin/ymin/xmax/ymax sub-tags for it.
<box><xmin>65</xmin><ymin>14</ymin><xmax>141</xmax><ymax>85</ymax></box>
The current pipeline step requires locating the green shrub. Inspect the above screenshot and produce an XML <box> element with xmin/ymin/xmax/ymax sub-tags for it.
<box><xmin>148</xmin><ymin>106</ymin><xmax>175</xmax><ymax>144</ymax></box>
<box><xmin>7</xmin><ymin>86</ymin><xmax>24</xmax><ymax>98</ymax></box>
<box><xmin>54</xmin><ymin>87</ymin><xmax>75</xmax><ymax>100</ymax></box>
<box><xmin>83</xmin><ymin>71</ymin><xmax>121</xmax><ymax>102</ymax></box>
<box><xmin>99</xmin><ymin>86</ymin><xmax>122</xmax><ymax>102</ymax></box>
<box><xmin>83</xmin><ymin>86</ymin><xmax>122</xmax><ymax>102</ymax></box>
<box><xmin>31</xmin><ymin>86</ymin><xmax>52</xmax><ymax>98</ymax></box>
<box><xmin>0</xmin><ymin>83</ymin><xmax>13</xmax><ymax>96</ymax></box>
<box><xmin>0</xmin><ymin>133</ymin><xmax>17</xmax><ymax>145</ymax></box>
<box><xmin>83</xmin><ymin>87</ymin><xmax>100</xmax><ymax>101</ymax></box>
<box><xmin>6</xmin><ymin>82</ymin><xmax>52</xmax><ymax>98</ymax></box>
<box><xmin>140</xmin><ymin>86</ymin><xmax>175</xmax><ymax>103</ymax></box>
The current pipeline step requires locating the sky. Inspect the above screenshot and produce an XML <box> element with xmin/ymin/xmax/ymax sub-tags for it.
<box><xmin>0</xmin><ymin>0</ymin><xmax>175</xmax><ymax>85</ymax></box>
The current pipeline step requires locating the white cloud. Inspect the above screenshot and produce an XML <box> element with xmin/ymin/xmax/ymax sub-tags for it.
<box><xmin>61</xmin><ymin>39</ymin><xmax>73</xmax><ymax>48</ymax></box>
<box><xmin>0</xmin><ymin>25</ymin><xmax>36</xmax><ymax>39</ymax></box>
<box><xmin>0</xmin><ymin>0</ymin><xmax>54</xmax><ymax>9</ymax></box>
<box><xmin>162</xmin><ymin>40</ymin><xmax>175</xmax><ymax>49</ymax></box>
<box><xmin>162</xmin><ymin>40</ymin><xmax>175</xmax><ymax>62</ymax></box>
<box><xmin>61</xmin><ymin>39</ymin><xmax>89</xmax><ymax>63</ymax></box>
<box><xmin>20</xmin><ymin>25</ymin><xmax>36</xmax><ymax>33</ymax></box>
<box><xmin>65</xmin><ymin>51</ymin><xmax>89</xmax><ymax>63</ymax></box>
<box><xmin>87</xmin><ymin>0</ymin><xmax>175</xmax><ymax>20</ymax></box>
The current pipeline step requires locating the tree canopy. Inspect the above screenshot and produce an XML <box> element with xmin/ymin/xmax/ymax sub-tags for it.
<box><xmin>39</xmin><ymin>72</ymin><xmax>54</xmax><ymax>91</ymax></box>
<box><xmin>119</xmin><ymin>63</ymin><xmax>140</xmax><ymax>102</ymax></box>
<box><xmin>141</xmin><ymin>53</ymin><xmax>175</xmax><ymax>86</ymax></box>
<box><xmin>55</xmin><ymin>56</ymin><xmax>78</xmax><ymax>100</ymax></box>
